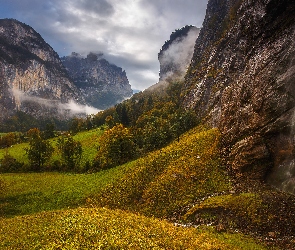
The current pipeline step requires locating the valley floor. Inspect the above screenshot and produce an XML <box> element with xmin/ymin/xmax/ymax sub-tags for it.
<box><xmin>0</xmin><ymin>172</ymin><xmax>287</xmax><ymax>250</ymax></box>
<box><xmin>1</xmin><ymin>126</ymin><xmax>294</xmax><ymax>249</ymax></box>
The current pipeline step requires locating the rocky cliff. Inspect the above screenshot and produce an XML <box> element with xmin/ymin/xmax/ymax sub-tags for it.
<box><xmin>158</xmin><ymin>25</ymin><xmax>200</xmax><ymax>82</ymax></box>
<box><xmin>0</xmin><ymin>19</ymin><xmax>83</xmax><ymax>121</ymax></box>
<box><xmin>61</xmin><ymin>52</ymin><xmax>133</xmax><ymax>109</ymax></box>
<box><xmin>183</xmin><ymin>0</ymin><xmax>295</xmax><ymax>193</ymax></box>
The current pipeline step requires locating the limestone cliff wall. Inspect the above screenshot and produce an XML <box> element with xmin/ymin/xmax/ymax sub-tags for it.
<box><xmin>183</xmin><ymin>0</ymin><xmax>295</xmax><ymax>193</ymax></box>
<box><xmin>0</xmin><ymin>19</ymin><xmax>83</xmax><ymax>120</ymax></box>
<box><xmin>61</xmin><ymin>52</ymin><xmax>133</xmax><ymax>109</ymax></box>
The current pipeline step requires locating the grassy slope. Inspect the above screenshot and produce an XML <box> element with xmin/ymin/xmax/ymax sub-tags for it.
<box><xmin>0</xmin><ymin>126</ymin><xmax>273</xmax><ymax>249</ymax></box>
<box><xmin>0</xmin><ymin>207</ymin><xmax>268</xmax><ymax>250</ymax></box>
<box><xmin>92</xmin><ymin>126</ymin><xmax>231</xmax><ymax>218</ymax></box>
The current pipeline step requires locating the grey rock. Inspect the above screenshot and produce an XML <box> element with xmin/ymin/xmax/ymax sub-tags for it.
<box><xmin>183</xmin><ymin>0</ymin><xmax>295</xmax><ymax>193</ymax></box>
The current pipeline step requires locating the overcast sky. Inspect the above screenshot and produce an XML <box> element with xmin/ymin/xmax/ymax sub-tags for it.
<box><xmin>0</xmin><ymin>0</ymin><xmax>208</xmax><ymax>90</ymax></box>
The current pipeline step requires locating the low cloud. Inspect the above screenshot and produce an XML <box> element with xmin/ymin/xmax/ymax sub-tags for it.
<box><xmin>160</xmin><ymin>27</ymin><xmax>200</xmax><ymax>82</ymax></box>
<box><xmin>0</xmin><ymin>0</ymin><xmax>208</xmax><ymax>90</ymax></box>
<box><xmin>11</xmin><ymin>88</ymin><xmax>100</xmax><ymax>117</ymax></box>
<box><xmin>59</xmin><ymin>100</ymin><xmax>101</xmax><ymax>116</ymax></box>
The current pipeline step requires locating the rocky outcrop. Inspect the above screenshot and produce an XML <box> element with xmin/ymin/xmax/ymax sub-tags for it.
<box><xmin>0</xmin><ymin>19</ymin><xmax>83</xmax><ymax>120</ymax></box>
<box><xmin>61</xmin><ymin>52</ymin><xmax>133</xmax><ymax>109</ymax></box>
<box><xmin>183</xmin><ymin>0</ymin><xmax>295</xmax><ymax>193</ymax></box>
<box><xmin>158</xmin><ymin>26</ymin><xmax>200</xmax><ymax>82</ymax></box>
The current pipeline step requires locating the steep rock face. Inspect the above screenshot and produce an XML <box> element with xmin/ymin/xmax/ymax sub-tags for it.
<box><xmin>183</xmin><ymin>0</ymin><xmax>295</xmax><ymax>193</ymax></box>
<box><xmin>0</xmin><ymin>19</ymin><xmax>83</xmax><ymax>120</ymax></box>
<box><xmin>158</xmin><ymin>26</ymin><xmax>200</xmax><ymax>82</ymax></box>
<box><xmin>61</xmin><ymin>52</ymin><xmax>133</xmax><ymax>109</ymax></box>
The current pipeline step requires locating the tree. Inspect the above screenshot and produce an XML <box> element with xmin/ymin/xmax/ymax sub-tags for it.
<box><xmin>0</xmin><ymin>132</ymin><xmax>16</xmax><ymax>148</ymax></box>
<box><xmin>85</xmin><ymin>115</ymin><xmax>94</xmax><ymax>130</ymax></box>
<box><xmin>116</xmin><ymin>103</ymin><xmax>130</xmax><ymax>126</ymax></box>
<box><xmin>69</xmin><ymin>117</ymin><xmax>84</xmax><ymax>134</ymax></box>
<box><xmin>43</xmin><ymin>122</ymin><xmax>56</xmax><ymax>139</ymax></box>
<box><xmin>57</xmin><ymin>135</ymin><xmax>83</xmax><ymax>171</ymax></box>
<box><xmin>94</xmin><ymin>124</ymin><xmax>135</xmax><ymax>169</ymax></box>
<box><xmin>25</xmin><ymin>128</ymin><xmax>54</xmax><ymax>171</ymax></box>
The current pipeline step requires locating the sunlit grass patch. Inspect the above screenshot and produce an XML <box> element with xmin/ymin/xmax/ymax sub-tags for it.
<box><xmin>94</xmin><ymin>126</ymin><xmax>231</xmax><ymax>217</ymax></box>
<box><xmin>0</xmin><ymin>207</ymin><xmax>268</xmax><ymax>250</ymax></box>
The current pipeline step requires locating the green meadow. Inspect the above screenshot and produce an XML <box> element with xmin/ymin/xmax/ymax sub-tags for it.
<box><xmin>0</xmin><ymin>128</ymin><xmax>104</xmax><ymax>168</ymax></box>
<box><xmin>0</xmin><ymin>126</ymin><xmax>272</xmax><ymax>249</ymax></box>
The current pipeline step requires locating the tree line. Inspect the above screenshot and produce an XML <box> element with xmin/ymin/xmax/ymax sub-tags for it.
<box><xmin>0</xmin><ymin>128</ymin><xmax>83</xmax><ymax>173</ymax></box>
<box><xmin>0</xmin><ymin>80</ymin><xmax>198</xmax><ymax>173</ymax></box>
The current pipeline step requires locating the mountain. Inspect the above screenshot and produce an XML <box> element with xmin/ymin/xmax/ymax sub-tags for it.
<box><xmin>183</xmin><ymin>0</ymin><xmax>295</xmax><ymax>193</ymax></box>
<box><xmin>0</xmin><ymin>19</ymin><xmax>83</xmax><ymax>121</ymax></box>
<box><xmin>158</xmin><ymin>25</ymin><xmax>200</xmax><ymax>82</ymax></box>
<box><xmin>61</xmin><ymin>52</ymin><xmax>133</xmax><ymax>110</ymax></box>
<box><xmin>0</xmin><ymin>19</ymin><xmax>133</xmax><ymax>129</ymax></box>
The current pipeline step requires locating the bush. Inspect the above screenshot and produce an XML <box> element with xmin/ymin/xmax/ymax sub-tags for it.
<box><xmin>0</xmin><ymin>153</ymin><xmax>24</xmax><ymax>172</ymax></box>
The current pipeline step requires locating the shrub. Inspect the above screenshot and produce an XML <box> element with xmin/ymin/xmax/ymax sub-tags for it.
<box><xmin>0</xmin><ymin>153</ymin><xmax>24</xmax><ymax>172</ymax></box>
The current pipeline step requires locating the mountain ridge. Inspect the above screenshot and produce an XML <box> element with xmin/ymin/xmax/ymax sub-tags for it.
<box><xmin>0</xmin><ymin>18</ymin><xmax>84</xmax><ymax>121</ymax></box>
<box><xmin>61</xmin><ymin>52</ymin><xmax>133</xmax><ymax>110</ymax></box>
<box><xmin>0</xmin><ymin>19</ymin><xmax>133</xmax><ymax>126</ymax></box>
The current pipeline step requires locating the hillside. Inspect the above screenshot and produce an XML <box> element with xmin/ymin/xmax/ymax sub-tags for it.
<box><xmin>1</xmin><ymin>0</ymin><xmax>295</xmax><ymax>248</ymax></box>
<box><xmin>1</xmin><ymin>126</ymin><xmax>282</xmax><ymax>249</ymax></box>
<box><xmin>0</xmin><ymin>207</ymin><xmax>269</xmax><ymax>249</ymax></box>
<box><xmin>1</xmin><ymin>125</ymin><xmax>295</xmax><ymax>248</ymax></box>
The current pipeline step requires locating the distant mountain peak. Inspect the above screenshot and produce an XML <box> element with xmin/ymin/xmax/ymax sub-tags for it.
<box><xmin>61</xmin><ymin>52</ymin><xmax>133</xmax><ymax>109</ymax></box>
<box><xmin>0</xmin><ymin>18</ymin><xmax>133</xmax><ymax>128</ymax></box>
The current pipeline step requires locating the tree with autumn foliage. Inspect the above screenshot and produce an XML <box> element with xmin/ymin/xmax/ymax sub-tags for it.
<box><xmin>94</xmin><ymin>124</ymin><xmax>135</xmax><ymax>169</ymax></box>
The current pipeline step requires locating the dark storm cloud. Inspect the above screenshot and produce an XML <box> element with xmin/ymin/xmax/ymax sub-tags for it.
<box><xmin>0</xmin><ymin>0</ymin><xmax>208</xmax><ymax>90</ymax></box>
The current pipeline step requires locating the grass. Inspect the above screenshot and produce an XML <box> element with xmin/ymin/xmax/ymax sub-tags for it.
<box><xmin>0</xmin><ymin>162</ymin><xmax>133</xmax><ymax>217</ymax></box>
<box><xmin>183</xmin><ymin>193</ymin><xmax>265</xmax><ymax>226</ymax></box>
<box><xmin>93</xmin><ymin>126</ymin><xmax>231</xmax><ymax>217</ymax></box>
<box><xmin>182</xmin><ymin>189</ymin><xmax>295</xmax><ymax>244</ymax></box>
<box><xmin>0</xmin><ymin>127</ymin><xmax>104</xmax><ymax>168</ymax></box>
<box><xmin>0</xmin><ymin>126</ymin><xmax>280</xmax><ymax>249</ymax></box>
<box><xmin>0</xmin><ymin>207</ymin><xmax>269</xmax><ymax>250</ymax></box>
<box><xmin>0</xmin><ymin>142</ymin><xmax>29</xmax><ymax>163</ymax></box>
